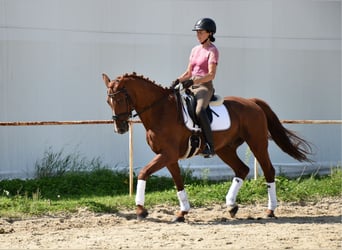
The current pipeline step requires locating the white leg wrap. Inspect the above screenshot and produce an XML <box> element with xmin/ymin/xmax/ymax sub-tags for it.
<box><xmin>135</xmin><ymin>180</ymin><xmax>146</xmax><ymax>206</ymax></box>
<box><xmin>177</xmin><ymin>190</ymin><xmax>190</xmax><ymax>212</ymax></box>
<box><xmin>226</xmin><ymin>177</ymin><xmax>243</xmax><ymax>207</ymax></box>
<box><xmin>267</xmin><ymin>182</ymin><xmax>277</xmax><ymax>211</ymax></box>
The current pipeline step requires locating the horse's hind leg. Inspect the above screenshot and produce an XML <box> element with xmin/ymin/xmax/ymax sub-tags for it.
<box><xmin>216</xmin><ymin>145</ymin><xmax>250</xmax><ymax>218</ymax></box>
<box><xmin>246</xmin><ymin>134</ymin><xmax>277</xmax><ymax>218</ymax></box>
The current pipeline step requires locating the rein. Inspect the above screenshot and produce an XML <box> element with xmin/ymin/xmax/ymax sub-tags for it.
<box><xmin>108</xmin><ymin>87</ymin><xmax>170</xmax><ymax>121</ymax></box>
<box><xmin>133</xmin><ymin>93</ymin><xmax>168</xmax><ymax>118</ymax></box>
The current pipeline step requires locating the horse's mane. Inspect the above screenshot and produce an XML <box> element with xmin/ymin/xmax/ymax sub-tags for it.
<box><xmin>119</xmin><ymin>72</ymin><xmax>167</xmax><ymax>90</ymax></box>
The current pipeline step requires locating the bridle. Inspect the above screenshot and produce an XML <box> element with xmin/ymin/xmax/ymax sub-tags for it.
<box><xmin>107</xmin><ymin>87</ymin><xmax>135</xmax><ymax>122</ymax></box>
<box><xmin>107</xmin><ymin>86</ymin><xmax>171</xmax><ymax>122</ymax></box>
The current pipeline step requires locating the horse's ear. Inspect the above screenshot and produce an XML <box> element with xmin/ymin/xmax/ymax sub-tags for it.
<box><xmin>102</xmin><ymin>73</ymin><xmax>111</xmax><ymax>87</ymax></box>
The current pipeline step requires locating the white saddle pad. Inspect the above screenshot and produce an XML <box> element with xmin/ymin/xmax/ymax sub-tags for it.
<box><xmin>182</xmin><ymin>103</ymin><xmax>231</xmax><ymax>132</ymax></box>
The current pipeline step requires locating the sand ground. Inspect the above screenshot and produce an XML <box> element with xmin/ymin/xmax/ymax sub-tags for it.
<box><xmin>0</xmin><ymin>197</ymin><xmax>341</xmax><ymax>249</ymax></box>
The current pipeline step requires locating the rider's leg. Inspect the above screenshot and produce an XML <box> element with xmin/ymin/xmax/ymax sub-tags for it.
<box><xmin>197</xmin><ymin>108</ymin><xmax>215</xmax><ymax>157</ymax></box>
<box><xmin>194</xmin><ymin>85</ymin><xmax>215</xmax><ymax>158</ymax></box>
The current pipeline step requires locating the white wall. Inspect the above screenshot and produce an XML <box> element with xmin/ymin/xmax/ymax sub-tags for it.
<box><xmin>0</xmin><ymin>0</ymin><xmax>341</xmax><ymax>179</ymax></box>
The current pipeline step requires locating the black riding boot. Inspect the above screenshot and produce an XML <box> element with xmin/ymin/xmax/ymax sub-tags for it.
<box><xmin>197</xmin><ymin>109</ymin><xmax>215</xmax><ymax>158</ymax></box>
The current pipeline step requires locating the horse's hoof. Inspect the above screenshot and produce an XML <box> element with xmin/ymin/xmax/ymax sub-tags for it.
<box><xmin>171</xmin><ymin>216</ymin><xmax>185</xmax><ymax>223</ymax></box>
<box><xmin>137</xmin><ymin>210</ymin><xmax>148</xmax><ymax>221</ymax></box>
<box><xmin>136</xmin><ymin>206</ymin><xmax>148</xmax><ymax>221</ymax></box>
<box><xmin>171</xmin><ymin>211</ymin><xmax>188</xmax><ymax>223</ymax></box>
<box><xmin>266</xmin><ymin>209</ymin><xmax>277</xmax><ymax>219</ymax></box>
<box><xmin>228</xmin><ymin>205</ymin><xmax>239</xmax><ymax>218</ymax></box>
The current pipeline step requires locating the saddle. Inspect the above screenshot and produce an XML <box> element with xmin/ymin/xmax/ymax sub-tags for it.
<box><xmin>175</xmin><ymin>88</ymin><xmax>227</xmax><ymax>159</ymax></box>
<box><xmin>183</xmin><ymin>88</ymin><xmax>223</xmax><ymax>127</ymax></box>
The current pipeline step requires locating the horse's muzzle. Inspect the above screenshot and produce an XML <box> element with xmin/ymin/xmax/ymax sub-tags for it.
<box><xmin>114</xmin><ymin>120</ymin><xmax>129</xmax><ymax>134</ymax></box>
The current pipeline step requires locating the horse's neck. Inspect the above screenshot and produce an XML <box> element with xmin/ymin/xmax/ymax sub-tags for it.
<box><xmin>129</xmin><ymin>81</ymin><xmax>164</xmax><ymax>106</ymax></box>
<box><xmin>127</xmin><ymin>80</ymin><xmax>169</xmax><ymax>125</ymax></box>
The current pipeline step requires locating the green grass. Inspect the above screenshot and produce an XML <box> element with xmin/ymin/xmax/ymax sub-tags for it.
<box><xmin>0</xmin><ymin>149</ymin><xmax>341</xmax><ymax>218</ymax></box>
<box><xmin>0</xmin><ymin>168</ymin><xmax>340</xmax><ymax>218</ymax></box>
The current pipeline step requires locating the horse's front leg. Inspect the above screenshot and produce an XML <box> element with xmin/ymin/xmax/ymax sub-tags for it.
<box><xmin>135</xmin><ymin>180</ymin><xmax>148</xmax><ymax>220</ymax></box>
<box><xmin>135</xmin><ymin>153</ymin><xmax>169</xmax><ymax>220</ymax></box>
<box><xmin>166</xmin><ymin>163</ymin><xmax>190</xmax><ymax>222</ymax></box>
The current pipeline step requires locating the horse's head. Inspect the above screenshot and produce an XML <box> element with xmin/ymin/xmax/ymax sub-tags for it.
<box><xmin>102</xmin><ymin>73</ymin><xmax>133</xmax><ymax>134</ymax></box>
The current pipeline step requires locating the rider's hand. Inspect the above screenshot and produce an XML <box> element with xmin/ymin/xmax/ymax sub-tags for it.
<box><xmin>171</xmin><ymin>79</ymin><xmax>180</xmax><ymax>89</ymax></box>
<box><xmin>182</xmin><ymin>79</ymin><xmax>194</xmax><ymax>89</ymax></box>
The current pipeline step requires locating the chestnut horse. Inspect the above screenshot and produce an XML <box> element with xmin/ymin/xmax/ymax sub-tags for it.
<box><xmin>102</xmin><ymin>72</ymin><xmax>312</xmax><ymax>222</ymax></box>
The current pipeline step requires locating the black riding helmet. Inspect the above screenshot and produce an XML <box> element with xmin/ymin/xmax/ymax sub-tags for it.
<box><xmin>192</xmin><ymin>18</ymin><xmax>216</xmax><ymax>43</ymax></box>
<box><xmin>192</xmin><ymin>18</ymin><xmax>216</xmax><ymax>34</ymax></box>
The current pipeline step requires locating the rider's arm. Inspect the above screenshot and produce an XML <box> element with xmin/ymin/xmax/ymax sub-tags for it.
<box><xmin>177</xmin><ymin>62</ymin><xmax>192</xmax><ymax>82</ymax></box>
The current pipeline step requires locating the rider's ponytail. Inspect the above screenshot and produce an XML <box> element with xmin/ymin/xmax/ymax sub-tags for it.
<box><xmin>209</xmin><ymin>34</ymin><xmax>215</xmax><ymax>42</ymax></box>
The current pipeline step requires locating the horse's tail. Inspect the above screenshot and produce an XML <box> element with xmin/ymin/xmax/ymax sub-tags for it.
<box><xmin>250</xmin><ymin>98</ymin><xmax>313</xmax><ymax>162</ymax></box>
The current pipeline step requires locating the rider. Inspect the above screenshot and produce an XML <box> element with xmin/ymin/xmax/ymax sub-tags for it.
<box><xmin>173</xmin><ymin>17</ymin><xmax>219</xmax><ymax>158</ymax></box>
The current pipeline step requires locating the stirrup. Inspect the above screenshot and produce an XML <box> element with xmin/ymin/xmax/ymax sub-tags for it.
<box><xmin>202</xmin><ymin>143</ymin><xmax>215</xmax><ymax>158</ymax></box>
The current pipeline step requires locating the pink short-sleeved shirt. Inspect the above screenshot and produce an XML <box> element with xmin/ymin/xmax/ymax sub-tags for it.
<box><xmin>189</xmin><ymin>43</ymin><xmax>219</xmax><ymax>77</ymax></box>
